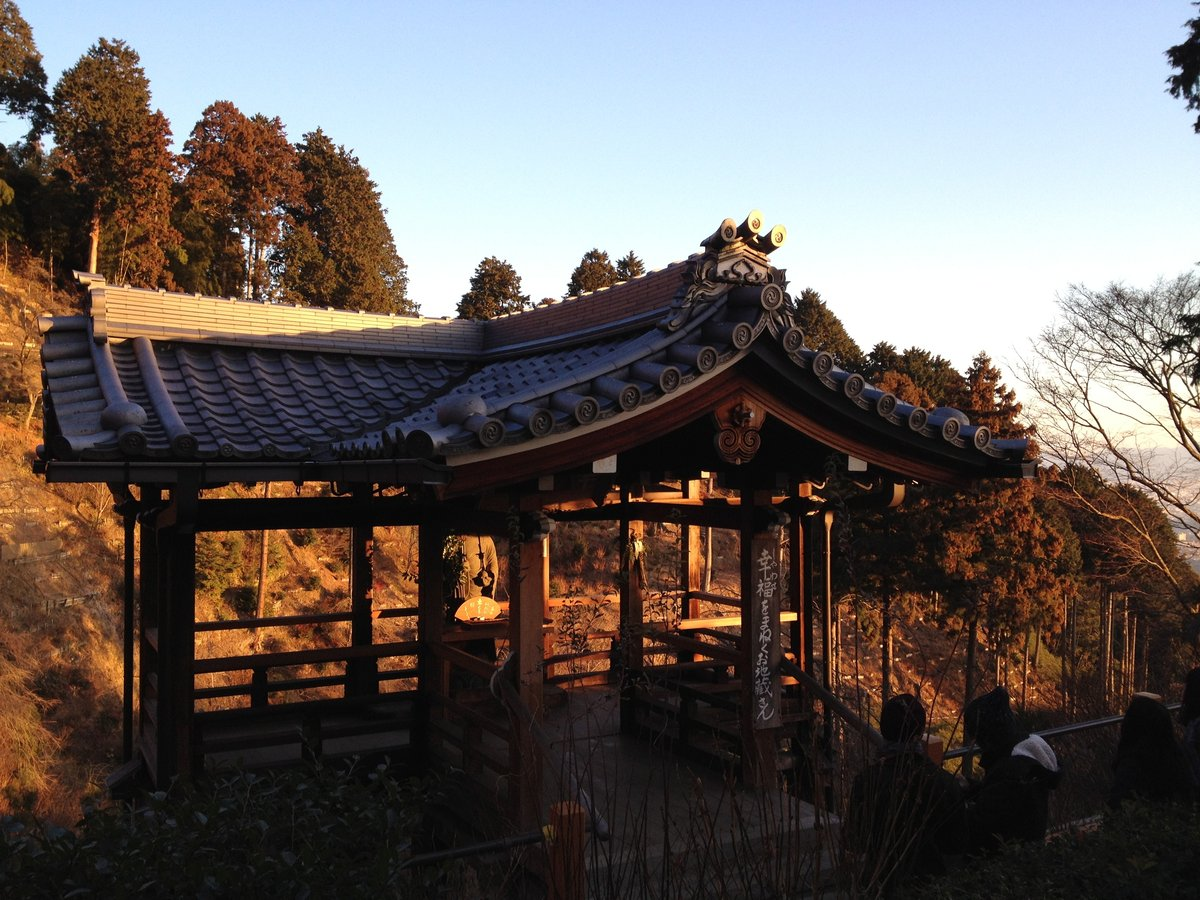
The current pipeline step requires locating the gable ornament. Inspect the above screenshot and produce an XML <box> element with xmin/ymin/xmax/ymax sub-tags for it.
<box><xmin>713</xmin><ymin>397</ymin><xmax>766</xmax><ymax>465</ymax></box>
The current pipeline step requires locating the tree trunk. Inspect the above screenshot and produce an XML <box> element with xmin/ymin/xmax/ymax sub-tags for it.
<box><xmin>252</xmin><ymin>482</ymin><xmax>271</xmax><ymax>650</ymax></box>
<box><xmin>23</xmin><ymin>389</ymin><xmax>38</xmax><ymax>429</ymax></box>
<box><xmin>964</xmin><ymin>617</ymin><xmax>977</xmax><ymax>778</ymax></box>
<box><xmin>1021</xmin><ymin>632</ymin><xmax>1030</xmax><ymax>714</ymax></box>
<box><xmin>1100</xmin><ymin>592</ymin><xmax>1110</xmax><ymax>709</ymax></box>
<box><xmin>1069</xmin><ymin>593</ymin><xmax>1078</xmax><ymax>716</ymax></box>
<box><xmin>88</xmin><ymin>206</ymin><xmax>101</xmax><ymax>274</ymax></box>
<box><xmin>965</xmin><ymin>618</ymin><xmax>976</xmax><ymax>701</ymax></box>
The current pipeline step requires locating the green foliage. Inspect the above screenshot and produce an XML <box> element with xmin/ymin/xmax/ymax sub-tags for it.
<box><xmin>792</xmin><ymin>287</ymin><xmax>865</xmax><ymax>370</ymax></box>
<box><xmin>614</xmin><ymin>250</ymin><xmax>644</xmax><ymax>281</ymax></box>
<box><xmin>916</xmin><ymin>800</ymin><xmax>1200</xmax><ymax>899</ymax></box>
<box><xmin>1166</xmin><ymin>1</ymin><xmax>1200</xmax><ymax>134</ymax></box>
<box><xmin>0</xmin><ymin>1</ymin><xmax>46</xmax><ymax>127</ymax></box>
<box><xmin>457</xmin><ymin>255</ymin><xmax>529</xmax><ymax>319</ymax></box>
<box><xmin>226</xmin><ymin>584</ymin><xmax>257</xmax><ymax>617</ymax></box>
<box><xmin>49</xmin><ymin>38</ymin><xmax>179</xmax><ymax>283</ymax></box>
<box><xmin>565</xmin><ymin>247</ymin><xmax>618</xmax><ymax>297</ymax></box>
<box><xmin>290</xmin><ymin>527</ymin><xmax>318</xmax><ymax>547</ymax></box>
<box><xmin>273</xmin><ymin>129</ymin><xmax>413</xmax><ymax>315</ymax></box>
<box><xmin>195</xmin><ymin>531</ymin><xmax>247</xmax><ymax>602</ymax></box>
<box><xmin>965</xmin><ymin>352</ymin><xmax>1030</xmax><ymax>441</ymax></box>
<box><xmin>0</xmin><ymin>765</ymin><xmax>455</xmax><ymax>899</ymax></box>
<box><xmin>863</xmin><ymin>342</ymin><xmax>969</xmax><ymax>408</ymax></box>
<box><xmin>180</xmin><ymin>101</ymin><xmax>303</xmax><ymax>300</ymax></box>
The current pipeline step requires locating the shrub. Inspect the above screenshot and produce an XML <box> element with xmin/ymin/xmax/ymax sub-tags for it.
<box><xmin>0</xmin><ymin>654</ymin><xmax>60</xmax><ymax>815</ymax></box>
<box><xmin>0</xmin><ymin>763</ymin><xmax>467</xmax><ymax>898</ymax></box>
<box><xmin>195</xmin><ymin>532</ymin><xmax>247</xmax><ymax>601</ymax></box>
<box><xmin>915</xmin><ymin>799</ymin><xmax>1200</xmax><ymax>899</ymax></box>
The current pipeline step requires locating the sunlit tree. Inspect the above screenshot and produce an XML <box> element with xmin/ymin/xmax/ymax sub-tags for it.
<box><xmin>792</xmin><ymin>287</ymin><xmax>865</xmax><ymax>370</ymax></box>
<box><xmin>273</xmin><ymin>129</ymin><xmax>413</xmax><ymax>314</ymax></box>
<box><xmin>565</xmin><ymin>248</ymin><xmax>618</xmax><ymax>297</ymax></box>
<box><xmin>49</xmin><ymin>39</ymin><xmax>177</xmax><ymax>281</ymax></box>
<box><xmin>0</xmin><ymin>0</ymin><xmax>47</xmax><ymax>130</ymax></box>
<box><xmin>458</xmin><ymin>256</ymin><xmax>529</xmax><ymax>320</ymax></box>
<box><xmin>615</xmin><ymin>250</ymin><xmax>645</xmax><ymax>281</ymax></box>
<box><xmin>180</xmin><ymin>101</ymin><xmax>303</xmax><ymax>300</ymax></box>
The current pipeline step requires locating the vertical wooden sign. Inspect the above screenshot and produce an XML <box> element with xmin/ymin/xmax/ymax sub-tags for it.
<box><xmin>750</xmin><ymin>534</ymin><xmax>782</xmax><ymax>729</ymax></box>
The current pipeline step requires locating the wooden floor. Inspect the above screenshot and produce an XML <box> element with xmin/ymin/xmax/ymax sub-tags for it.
<box><xmin>193</xmin><ymin>681</ymin><xmax>840</xmax><ymax>893</ymax></box>
<box><xmin>535</xmin><ymin>685</ymin><xmax>836</xmax><ymax>895</ymax></box>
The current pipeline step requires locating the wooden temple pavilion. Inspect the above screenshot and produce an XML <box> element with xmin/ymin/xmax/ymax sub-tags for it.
<box><xmin>34</xmin><ymin>211</ymin><xmax>1031</xmax><ymax>831</ymax></box>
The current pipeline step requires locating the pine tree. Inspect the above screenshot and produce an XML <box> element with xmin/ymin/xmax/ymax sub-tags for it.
<box><xmin>0</xmin><ymin>1</ymin><xmax>47</xmax><ymax>128</ymax></box>
<box><xmin>565</xmin><ymin>248</ymin><xmax>618</xmax><ymax>297</ymax></box>
<box><xmin>965</xmin><ymin>353</ymin><xmax>1030</xmax><ymax>438</ymax></box>
<box><xmin>180</xmin><ymin>101</ymin><xmax>303</xmax><ymax>300</ymax></box>
<box><xmin>615</xmin><ymin>250</ymin><xmax>645</xmax><ymax>281</ymax></box>
<box><xmin>895</xmin><ymin>347</ymin><xmax>967</xmax><ymax>408</ymax></box>
<box><xmin>1166</xmin><ymin>2</ymin><xmax>1200</xmax><ymax>133</ymax></box>
<box><xmin>792</xmin><ymin>287</ymin><xmax>865</xmax><ymax>370</ymax></box>
<box><xmin>458</xmin><ymin>256</ymin><xmax>529</xmax><ymax>319</ymax></box>
<box><xmin>50</xmin><ymin>39</ymin><xmax>178</xmax><ymax>281</ymax></box>
<box><xmin>273</xmin><ymin>129</ymin><xmax>413</xmax><ymax>314</ymax></box>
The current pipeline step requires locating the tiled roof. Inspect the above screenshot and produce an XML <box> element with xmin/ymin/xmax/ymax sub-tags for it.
<box><xmin>37</xmin><ymin>212</ymin><xmax>1030</xmax><ymax>483</ymax></box>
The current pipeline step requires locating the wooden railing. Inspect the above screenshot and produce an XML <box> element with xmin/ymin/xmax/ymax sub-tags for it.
<box><xmin>188</xmin><ymin>608</ymin><xmax>421</xmax><ymax>769</ymax></box>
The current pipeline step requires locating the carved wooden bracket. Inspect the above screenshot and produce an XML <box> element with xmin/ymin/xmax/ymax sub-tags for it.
<box><xmin>713</xmin><ymin>397</ymin><xmax>766</xmax><ymax>465</ymax></box>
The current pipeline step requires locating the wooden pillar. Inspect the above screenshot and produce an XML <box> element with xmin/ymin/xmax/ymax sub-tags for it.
<box><xmin>156</xmin><ymin>478</ymin><xmax>198</xmax><ymax>782</ymax></box>
<box><xmin>510</xmin><ymin>532</ymin><xmax>549</xmax><ymax>830</ymax></box>
<box><xmin>348</xmin><ymin>487</ymin><xmax>377</xmax><ymax>696</ymax></box>
<box><xmin>122</xmin><ymin>502</ymin><xmax>136</xmax><ymax>763</ymax></box>
<box><xmin>740</xmin><ymin>491</ymin><xmax>782</xmax><ymax>788</ymax></box>
<box><xmin>818</xmin><ymin>509</ymin><xmax>836</xmax><ymax>752</ymax></box>
<box><xmin>138</xmin><ymin>491</ymin><xmax>162</xmax><ymax>782</ymax></box>
<box><xmin>800</xmin><ymin>513</ymin><xmax>819</xmax><ymax>679</ymax></box>
<box><xmin>618</xmin><ymin>497</ymin><xmax>645</xmax><ymax>736</ymax></box>
<box><xmin>787</xmin><ymin>499</ymin><xmax>805</xmax><ymax>672</ymax></box>
<box><xmin>820</xmin><ymin>510</ymin><xmax>834</xmax><ymax>693</ymax></box>
<box><xmin>679</xmin><ymin>479</ymin><xmax>701</xmax><ymax>663</ymax></box>
<box><xmin>415</xmin><ymin>513</ymin><xmax>447</xmax><ymax>771</ymax></box>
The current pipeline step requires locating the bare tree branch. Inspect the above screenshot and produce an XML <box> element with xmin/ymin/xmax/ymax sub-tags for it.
<box><xmin>1021</xmin><ymin>274</ymin><xmax>1200</xmax><ymax>609</ymax></box>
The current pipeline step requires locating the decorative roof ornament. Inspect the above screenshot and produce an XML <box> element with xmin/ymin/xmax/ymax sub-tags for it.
<box><xmin>663</xmin><ymin>210</ymin><xmax>788</xmax><ymax>332</ymax></box>
<box><xmin>713</xmin><ymin>396</ymin><xmax>765</xmax><ymax>465</ymax></box>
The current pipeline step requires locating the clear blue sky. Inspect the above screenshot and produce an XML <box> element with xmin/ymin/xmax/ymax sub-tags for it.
<box><xmin>7</xmin><ymin>1</ymin><xmax>1199</xmax><ymax>375</ymax></box>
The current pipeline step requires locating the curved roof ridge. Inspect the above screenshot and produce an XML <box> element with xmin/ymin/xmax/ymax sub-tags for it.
<box><xmin>85</xmin><ymin>276</ymin><xmax>486</xmax><ymax>359</ymax></box>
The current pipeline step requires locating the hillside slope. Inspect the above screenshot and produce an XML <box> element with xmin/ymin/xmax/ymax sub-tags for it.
<box><xmin>1</xmin><ymin>261</ymin><xmax>126</xmax><ymax>822</ymax></box>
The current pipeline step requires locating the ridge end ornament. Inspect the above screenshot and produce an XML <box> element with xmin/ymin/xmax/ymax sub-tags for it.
<box><xmin>713</xmin><ymin>397</ymin><xmax>766</xmax><ymax>464</ymax></box>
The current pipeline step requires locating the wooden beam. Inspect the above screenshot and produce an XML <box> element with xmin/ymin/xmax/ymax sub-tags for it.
<box><xmin>680</xmin><ymin>611</ymin><xmax>797</xmax><ymax>631</ymax></box>
<box><xmin>643</xmin><ymin>629</ymin><xmax>742</xmax><ymax>665</ymax></box>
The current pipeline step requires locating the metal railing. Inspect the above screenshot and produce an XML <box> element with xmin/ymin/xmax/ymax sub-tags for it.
<box><xmin>943</xmin><ymin>702</ymin><xmax>1182</xmax><ymax>761</ymax></box>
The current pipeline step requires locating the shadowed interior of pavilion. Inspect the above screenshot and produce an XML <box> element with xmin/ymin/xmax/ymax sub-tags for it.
<box><xmin>33</xmin><ymin>212</ymin><xmax>1032</xmax><ymax>881</ymax></box>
